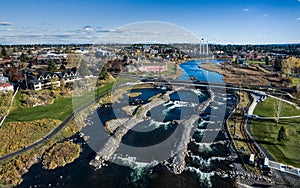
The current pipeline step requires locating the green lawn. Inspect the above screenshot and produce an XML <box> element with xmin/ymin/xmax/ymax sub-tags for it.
<box><xmin>166</xmin><ymin>62</ymin><xmax>176</xmax><ymax>75</ymax></box>
<box><xmin>5</xmin><ymin>82</ymin><xmax>115</xmax><ymax>122</ymax></box>
<box><xmin>253</xmin><ymin>97</ymin><xmax>300</xmax><ymax>117</ymax></box>
<box><xmin>251</xmin><ymin>97</ymin><xmax>300</xmax><ymax>167</ymax></box>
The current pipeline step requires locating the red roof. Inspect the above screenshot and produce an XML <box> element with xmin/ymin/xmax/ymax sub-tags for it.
<box><xmin>0</xmin><ymin>82</ymin><xmax>12</xmax><ymax>88</ymax></box>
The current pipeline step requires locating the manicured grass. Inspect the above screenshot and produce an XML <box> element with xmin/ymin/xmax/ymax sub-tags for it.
<box><xmin>251</xmin><ymin>118</ymin><xmax>300</xmax><ymax>168</ymax></box>
<box><xmin>166</xmin><ymin>62</ymin><xmax>176</xmax><ymax>75</ymax></box>
<box><xmin>253</xmin><ymin>97</ymin><xmax>300</xmax><ymax>117</ymax></box>
<box><xmin>6</xmin><ymin>93</ymin><xmax>73</xmax><ymax>122</ymax></box>
<box><xmin>251</xmin><ymin>97</ymin><xmax>300</xmax><ymax>167</ymax></box>
<box><xmin>6</xmin><ymin>82</ymin><xmax>115</xmax><ymax>122</ymax></box>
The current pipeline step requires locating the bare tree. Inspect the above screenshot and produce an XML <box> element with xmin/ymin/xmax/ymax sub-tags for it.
<box><xmin>273</xmin><ymin>100</ymin><xmax>283</xmax><ymax>126</ymax></box>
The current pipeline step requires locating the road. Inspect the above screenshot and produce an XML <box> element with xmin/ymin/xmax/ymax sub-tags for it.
<box><xmin>269</xmin><ymin>161</ymin><xmax>300</xmax><ymax>177</ymax></box>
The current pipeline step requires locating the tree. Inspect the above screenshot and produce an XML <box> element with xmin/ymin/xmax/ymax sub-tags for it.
<box><xmin>274</xmin><ymin>56</ymin><xmax>282</xmax><ymax>72</ymax></box>
<box><xmin>60</xmin><ymin>78</ymin><xmax>66</xmax><ymax>89</ymax></box>
<box><xmin>1</xmin><ymin>48</ymin><xmax>7</xmax><ymax>57</ymax></box>
<box><xmin>47</xmin><ymin>60</ymin><xmax>57</xmax><ymax>72</ymax></box>
<box><xmin>273</xmin><ymin>100</ymin><xmax>283</xmax><ymax>126</ymax></box>
<box><xmin>281</xmin><ymin>57</ymin><xmax>296</xmax><ymax>75</ymax></box>
<box><xmin>50</xmin><ymin>76</ymin><xmax>59</xmax><ymax>90</ymax></box>
<box><xmin>98</xmin><ymin>64</ymin><xmax>109</xmax><ymax>80</ymax></box>
<box><xmin>59</xmin><ymin>64</ymin><xmax>66</xmax><ymax>71</ymax></box>
<box><xmin>20</xmin><ymin>53</ymin><xmax>27</xmax><ymax>62</ymax></box>
<box><xmin>265</xmin><ymin>56</ymin><xmax>269</xmax><ymax>65</ymax></box>
<box><xmin>277</xmin><ymin>126</ymin><xmax>288</xmax><ymax>142</ymax></box>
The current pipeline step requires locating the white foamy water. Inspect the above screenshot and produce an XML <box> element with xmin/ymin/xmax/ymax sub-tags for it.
<box><xmin>198</xmin><ymin>121</ymin><xmax>206</xmax><ymax>128</ymax></box>
<box><xmin>149</xmin><ymin>119</ymin><xmax>170</xmax><ymax>130</ymax></box>
<box><xmin>190</xmin><ymin>154</ymin><xmax>226</xmax><ymax>168</ymax></box>
<box><xmin>163</xmin><ymin>101</ymin><xmax>173</xmax><ymax>106</ymax></box>
<box><xmin>214</xmin><ymin>101</ymin><xmax>225</xmax><ymax>105</ymax></box>
<box><xmin>163</xmin><ymin>101</ymin><xmax>187</xmax><ymax>114</ymax></box>
<box><xmin>198</xmin><ymin>121</ymin><xmax>214</xmax><ymax>129</ymax></box>
<box><xmin>112</xmin><ymin>155</ymin><xmax>159</xmax><ymax>185</ymax></box>
<box><xmin>185</xmin><ymin>167</ymin><xmax>215</xmax><ymax>187</ymax></box>
<box><xmin>194</xmin><ymin>129</ymin><xmax>205</xmax><ymax>136</ymax></box>
<box><xmin>192</xmin><ymin>89</ymin><xmax>204</xmax><ymax>97</ymax></box>
<box><xmin>193</xmin><ymin>142</ymin><xmax>212</xmax><ymax>152</ymax></box>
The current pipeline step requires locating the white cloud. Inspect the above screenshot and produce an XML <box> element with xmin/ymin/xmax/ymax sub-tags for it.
<box><xmin>0</xmin><ymin>22</ymin><xmax>13</xmax><ymax>26</ymax></box>
<box><xmin>242</xmin><ymin>8</ymin><xmax>249</xmax><ymax>12</ymax></box>
<box><xmin>262</xmin><ymin>14</ymin><xmax>269</xmax><ymax>17</ymax></box>
<box><xmin>82</xmin><ymin>25</ymin><xmax>94</xmax><ymax>31</ymax></box>
<box><xmin>296</xmin><ymin>18</ymin><xmax>300</xmax><ymax>21</ymax></box>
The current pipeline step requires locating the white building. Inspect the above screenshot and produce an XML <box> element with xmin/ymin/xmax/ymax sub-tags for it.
<box><xmin>0</xmin><ymin>82</ymin><xmax>14</xmax><ymax>92</ymax></box>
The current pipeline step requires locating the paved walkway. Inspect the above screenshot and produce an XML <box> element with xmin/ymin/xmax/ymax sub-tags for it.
<box><xmin>0</xmin><ymin>89</ymin><xmax>111</xmax><ymax>162</ymax></box>
<box><xmin>0</xmin><ymin>87</ymin><xmax>19</xmax><ymax>127</ymax></box>
<box><xmin>247</xmin><ymin>92</ymin><xmax>300</xmax><ymax>177</ymax></box>
<box><xmin>269</xmin><ymin>161</ymin><xmax>300</xmax><ymax>177</ymax></box>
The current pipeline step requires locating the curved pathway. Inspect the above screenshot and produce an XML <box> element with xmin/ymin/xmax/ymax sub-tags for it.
<box><xmin>0</xmin><ymin>89</ymin><xmax>111</xmax><ymax>162</ymax></box>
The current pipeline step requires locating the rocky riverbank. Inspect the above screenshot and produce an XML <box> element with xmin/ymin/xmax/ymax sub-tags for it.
<box><xmin>89</xmin><ymin>88</ymin><xmax>178</xmax><ymax>169</ymax></box>
<box><xmin>164</xmin><ymin>88</ymin><xmax>215</xmax><ymax>174</ymax></box>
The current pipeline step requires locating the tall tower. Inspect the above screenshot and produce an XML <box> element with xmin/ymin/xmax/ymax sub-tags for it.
<box><xmin>206</xmin><ymin>41</ymin><xmax>209</xmax><ymax>55</ymax></box>
<box><xmin>201</xmin><ymin>38</ymin><xmax>204</xmax><ymax>55</ymax></box>
<box><xmin>199</xmin><ymin>40</ymin><xmax>202</xmax><ymax>56</ymax></box>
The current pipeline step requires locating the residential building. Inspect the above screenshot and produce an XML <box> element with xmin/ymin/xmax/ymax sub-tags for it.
<box><xmin>27</xmin><ymin>70</ymin><xmax>81</xmax><ymax>90</ymax></box>
<box><xmin>0</xmin><ymin>82</ymin><xmax>14</xmax><ymax>92</ymax></box>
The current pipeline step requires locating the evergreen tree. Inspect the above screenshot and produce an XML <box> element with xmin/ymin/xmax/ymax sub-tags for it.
<box><xmin>265</xmin><ymin>56</ymin><xmax>269</xmax><ymax>65</ymax></box>
<box><xmin>274</xmin><ymin>56</ymin><xmax>282</xmax><ymax>72</ymax></box>
<box><xmin>1</xmin><ymin>48</ymin><xmax>7</xmax><ymax>57</ymax></box>
<box><xmin>277</xmin><ymin>126</ymin><xmax>288</xmax><ymax>142</ymax></box>
<box><xmin>59</xmin><ymin>64</ymin><xmax>66</xmax><ymax>71</ymax></box>
<box><xmin>47</xmin><ymin>60</ymin><xmax>57</xmax><ymax>72</ymax></box>
<box><xmin>98</xmin><ymin>65</ymin><xmax>109</xmax><ymax>80</ymax></box>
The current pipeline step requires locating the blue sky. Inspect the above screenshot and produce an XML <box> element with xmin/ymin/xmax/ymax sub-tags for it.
<box><xmin>0</xmin><ymin>0</ymin><xmax>300</xmax><ymax>44</ymax></box>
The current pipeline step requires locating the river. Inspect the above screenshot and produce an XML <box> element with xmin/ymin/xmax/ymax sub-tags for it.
<box><xmin>19</xmin><ymin>59</ymin><xmax>237</xmax><ymax>188</ymax></box>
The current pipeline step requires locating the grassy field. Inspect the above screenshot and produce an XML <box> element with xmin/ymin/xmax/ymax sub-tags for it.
<box><xmin>0</xmin><ymin>119</ymin><xmax>61</xmax><ymax>156</ymax></box>
<box><xmin>251</xmin><ymin>97</ymin><xmax>300</xmax><ymax>167</ymax></box>
<box><xmin>6</xmin><ymin>82</ymin><xmax>115</xmax><ymax>122</ymax></box>
<box><xmin>253</xmin><ymin>97</ymin><xmax>300</xmax><ymax>117</ymax></box>
<box><xmin>5</xmin><ymin>76</ymin><xmax>136</xmax><ymax>122</ymax></box>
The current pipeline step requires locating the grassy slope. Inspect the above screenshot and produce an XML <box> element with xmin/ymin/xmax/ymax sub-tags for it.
<box><xmin>251</xmin><ymin>97</ymin><xmax>300</xmax><ymax>167</ymax></box>
<box><xmin>6</xmin><ymin>82</ymin><xmax>115</xmax><ymax>122</ymax></box>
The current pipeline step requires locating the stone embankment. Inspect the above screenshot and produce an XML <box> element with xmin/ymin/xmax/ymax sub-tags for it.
<box><xmin>164</xmin><ymin>88</ymin><xmax>215</xmax><ymax>174</ymax></box>
<box><xmin>90</xmin><ymin>89</ymin><xmax>178</xmax><ymax>169</ymax></box>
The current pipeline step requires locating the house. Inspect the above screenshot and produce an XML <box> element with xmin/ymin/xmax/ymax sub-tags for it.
<box><xmin>138</xmin><ymin>62</ymin><xmax>167</xmax><ymax>72</ymax></box>
<box><xmin>27</xmin><ymin>70</ymin><xmax>82</xmax><ymax>90</ymax></box>
<box><xmin>0</xmin><ymin>82</ymin><xmax>14</xmax><ymax>92</ymax></box>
